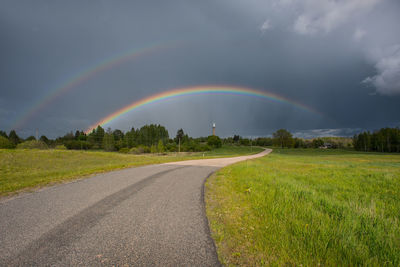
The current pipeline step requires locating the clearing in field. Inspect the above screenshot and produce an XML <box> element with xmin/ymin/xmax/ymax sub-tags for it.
<box><xmin>206</xmin><ymin>149</ymin><xmax>400</xmax><ymax>266</ymax></box>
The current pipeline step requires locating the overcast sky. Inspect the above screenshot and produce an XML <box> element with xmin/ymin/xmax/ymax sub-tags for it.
<box><xmin>1</xmin><ymin>0</ymin><xmax>399</xmax><ymax>138</ymax></box>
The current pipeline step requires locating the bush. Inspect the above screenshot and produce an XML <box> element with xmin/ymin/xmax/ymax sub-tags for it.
<box><xmin>119</xmin><ymin>147</ymin><xmax>130</xmax><ymax>153</ymax></box>
<box><xmin>239</xmin><ymin>138</ymin><xmax>250</xmax><ymax>146</ymax></box>
<box><xmin>63</xmin><ymin>140</ymin><xmax>92</xmax><ymax>150</ymax></box>
<box><xmin>166</xmin><ymin>143</ymin><xmax>177</xmax><ymax>152</ymax></box>
<box><xmin>90</xmin><ymin>144</ymin><xmax>101</xmax><ymax>150</ymax></box>
<box><xmin>129</xmin><ymin>145</ymin><xmax>150</xmax><ymax>154</ymax></box>
<box><xmin>312</xmin><ymin>138</ymin><xmax>325</xmax><ymax>148</ymax></box>
<box><xmin>196</xmin><ymin>144</ymin><xmax>211</xmax><ymax>152</ymax></box>
<box><xmin>207</xmin><ymin>135</ymin><xmax>222</xmax><ymax>148</ymax></box>
<box><xmin>0</xmin><ymin>136</ymin><xmax>14</xmax><ymax>149</ymax></box>
<box><xmin>157</xmin><ymin>140</ymin><xmax>165</xmax><ymax>154</ymax></box>
<box><xmin>115</xmin><ymin>139</ymin><xmax>126</xmax><ymax>151</ymax></box>
<box><xmin>55</xmin><ymin>144</ymin><xmax>67</xmax><ymax>150</ymax></box>
<box><xmin>25</xmin><ymin>136</ymin><xmax>36</xmax><ymax>141</ymax></box>
<box><xmin>17</xmin><ymin>140</ymin><xmax>48</xmax><ymax>149</ymax></box>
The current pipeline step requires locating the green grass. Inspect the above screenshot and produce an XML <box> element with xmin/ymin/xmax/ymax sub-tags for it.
<box><xmin>203</xmin><ymin>145</ymin><xmax>263</xmax><ymax>157</ymax></box>
<box><xmin>0</xmin><ymin>145</ymin><xmax>262</xmax><ymax>196</ymax></box>
<box><xmin>206</xmin><ymin>149</ymin><xmax>400</xmax><ymax>266</ymax></box>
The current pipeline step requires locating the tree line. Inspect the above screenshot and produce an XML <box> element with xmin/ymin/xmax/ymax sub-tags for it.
<box><xmin>0</xmin><ymin>125</ymin><xmax>221</xmax><ymax>153</ymax></box>
<box><xmin>2</xmin><ymin>126</ymin><xmax>398</xmax><ymax>153</ymax></box>
<box><xmin>353</xmin><ymin>128</ymin><xmax>400</xmax><ymax>153</ymax></box>
<box><xmin>268</xmin><ymin>129</ymin><xmax>353</xmax><ymax>149</ymax></box>
<box><xmin>223</xmin><ymin>130</ymin><xmax>353</xmax><ymax>149</ymax></box>
<box><xmin>267</xmin><ymin>127</ymin><xmax>400</xmax><ymax>152</ymax></box>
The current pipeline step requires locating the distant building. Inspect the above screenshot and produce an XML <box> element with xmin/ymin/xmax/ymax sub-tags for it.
<box><xmin>320</xmin><ymin>142</ymin><xmax>332</xmax><ymax>149</ymax></box>
<box><xmin>324</xmin><ymin>142</ymin><xmax>333</xmax><ymax>149</ymax></box>
<box><xmin>212</xmin><ymin>123</ymin><xmax>216</xmax><ymax>136</ymax></box>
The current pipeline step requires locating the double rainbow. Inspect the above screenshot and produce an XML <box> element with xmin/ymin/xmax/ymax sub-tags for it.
<box><xmin>85</xmin><ymin>85</ymin><xmax>323</xmax><ymax>133</ymax></box>
<box><xmin>11</xmin><ymin>41</ymin><xmax>179</xmax><ymax>130</ymax></box>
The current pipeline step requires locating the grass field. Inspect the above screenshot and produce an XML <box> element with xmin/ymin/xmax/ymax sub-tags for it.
<box><xmin>0</xmin><ymin>145</ymin><xmax>262</xmax><ymax>197</ymax></box>
<box><xmin>206</xmin><ymin>149</ymin><xmax>400</xmax><ymax>266</ymax></box>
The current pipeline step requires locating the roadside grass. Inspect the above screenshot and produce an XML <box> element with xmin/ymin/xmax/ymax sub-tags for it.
<box><xmin>0</xmin><ymin>145</ymin><xmax>262</xmax><ymax>197</ymax></box>
<box><xmin>206</xmin><ymin>149</ymin><xmax>400</xmax><ymax>266</ymax></box>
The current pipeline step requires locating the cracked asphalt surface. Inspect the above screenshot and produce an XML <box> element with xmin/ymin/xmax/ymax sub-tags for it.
<box><xmin>0</xmin><ymin>149</ymin><xmax>271</xmax><ymax>266</ymax></box>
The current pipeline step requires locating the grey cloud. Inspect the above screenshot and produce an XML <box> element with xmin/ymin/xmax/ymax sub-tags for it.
<box><xmin>363</xmin><ymin>45</ymin><xmax>400</xmax><ymax>95</ymax></box>
<box><xmin>291</xmin><ymin>0</ymin><xmax>380</xmax><ymax>35</ymax></box>
<box><xmin>0</xmin><ymin>0</ymin><xmax>399</xmax><ymax>138</ymax></box>
<box><xmin>257</xmin><ymin>0</ymin><xmax>400</xmax><ymax>95</ymax></box>
<box><xmin>292</xmin><ymin>128</ymin><xmax>365</xmax><ymax>139</ymax></box>
<box><xmin>353</xmin><ymin>28</ymin><xmax>366</xmax><ymax>41</ymax></box>
<box><xmin>260</xmin><ymin>19</ymin><xmax>272</xmax><ymax>33</ymax></box>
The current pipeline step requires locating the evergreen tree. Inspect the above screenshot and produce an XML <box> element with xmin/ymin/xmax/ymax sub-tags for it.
<box><xmin>74</xmin><ymin>130</ymin><xmax>81</xmax><ymax>140</ymax></box>
<box><xmin>113</xmin><ymin>129</ymin><xmax>124</xmax><ymax>141</ymax></box>
<box><xmin>176</xmin><ymin>129</ymin><xmax>184</xmax><ymax>143</ymax></box>
<box><xmin>353</xmin><ymin>127</ymin><xmax>400</xmax><ymax>153</ymax></box>
<box><xmin>25</xmin><ymin>135</ymin><xmax>36</xmax><ymax>141</ymax></box>
<box><xmin>124</xmin><ymin>128</ymin><xmax>136</xmax><ymax>148</ymax></box>
<box><xmin>77</xmin><ymin>132</ymin><xmax>87</xmax><ymax>141</ymax></box>
<box><xmin>8</xmin><ymin>130</ymin><xmax>21</xmax><ymax>145</ymax></box>
<box><xmin>102</xmin><ymin>133</ymin><xmax>115</xmax><ymax>151</ymax></box>
<box><xmin>0</xmin><ymin>136</ymin><xmax>14</xmax><ymax>148</ymax></box>
<box><xmin>174</xmin><ymin>129</ymin><xmax>189</xmax><ymax>145</ymax></box>
<box><xmin>40</xmin><ymin>135</ymin><xmax>49</xmax><ymax>144</ymax></box>
<box><xmin>87</xmin><ymin>129</ymin><xmax>96</xmax><ymax>146</ymax></box>
<box><xmin>0</xmin><ymin>130</ymin><xmax>8</xmax><ymax>139</ymax></box>
<box><xmin>95</xmin><ymin>125</ymin><xmax>105</xmax><ymax>148</ymax></box>
<box><xmin>63</xmin><ymin>131</ymin><xmax>75</xmax><ymax>141</ymax></box>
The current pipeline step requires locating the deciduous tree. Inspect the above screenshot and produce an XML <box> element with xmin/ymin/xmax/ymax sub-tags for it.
<box><xmin>207</xmin><ymin>135</ymin><xmax>222</xmax><ymax>148</ymax></box>
<box><xmin>157</xmin><ymin>139</ymin><xmax>165</xmax><ymax>154</ymax></box>
<box><xmin>272</xmin><ymin>129</ymin><xmax>293</xmax><ymax>148</ymax></box>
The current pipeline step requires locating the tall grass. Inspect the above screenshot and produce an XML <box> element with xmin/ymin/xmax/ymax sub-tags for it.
<box><xmin>206</xmin><ymin>149</ymin><xmax>400</xmax><ymax>266</ymax></box>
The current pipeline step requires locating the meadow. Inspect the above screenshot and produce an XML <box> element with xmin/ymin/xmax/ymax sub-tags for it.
<box><xmin>0</xmin><ymin>145</ymin><xmax>262</xmax><ymax>196</ymax></box>
<box><xmin>206</xmin><ymin>149</ymin><xmax>400</xmax><ymax>266</ymax></box>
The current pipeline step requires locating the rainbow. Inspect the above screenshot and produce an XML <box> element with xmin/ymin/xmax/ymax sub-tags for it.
<box><xmin>85</xmin><ymin>85</ymin><xmax>324</xmax><ymax>133</ymax></box>
<box><xmin>11</xmin><ymin>41</ymin><xmax>178</xmax><ymax>130</ymax></box>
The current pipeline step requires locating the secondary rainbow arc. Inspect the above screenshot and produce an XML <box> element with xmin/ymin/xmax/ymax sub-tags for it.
<box><xmin>11</xmin><ymin>41</ymin><xmax>178</xmax><ymax>130</ymax></box>
<box><xmin>85</xmin><ymin>85</ymin><xmax>323</xmax><ymax>134</ymax></box>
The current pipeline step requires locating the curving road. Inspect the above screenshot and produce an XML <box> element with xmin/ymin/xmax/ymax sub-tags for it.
<box><xmin>0</xmin><ymin>149</ymin><xmax>271</xmax><ymax>266</ymax></box>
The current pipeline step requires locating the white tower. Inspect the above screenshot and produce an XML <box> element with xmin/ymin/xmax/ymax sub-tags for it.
<box><xmin>212</xmin><ymin>123</ymin><xmax>216</xmax><ymax>136</ymax></box>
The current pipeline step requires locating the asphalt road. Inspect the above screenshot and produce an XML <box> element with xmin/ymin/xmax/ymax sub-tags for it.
<box><xmin>0</xmin><ymin>149</ymin><xmax>271</xmax><ymax>266</ymax></box>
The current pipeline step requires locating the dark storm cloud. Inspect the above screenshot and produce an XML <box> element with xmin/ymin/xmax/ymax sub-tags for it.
<box><xmin>0</xmin><ymin>0</ymin><xmax>399</xmax><ymax>138</ymax></box>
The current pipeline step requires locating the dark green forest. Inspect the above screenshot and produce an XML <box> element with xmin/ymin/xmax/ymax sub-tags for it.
<box><xmin>1</xmin><ymin>126</ymin><xmax>399</xmax><ymax>153</ymax></box>
<box><xmin>353</xmin><ymin>128</ymin><xmax>400</xmax><ymax>152</ymax></box>
<box><xmin>0</xmin><ymin>125</ymin><xmax>220</xmax><ymax>153</ymax></box>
